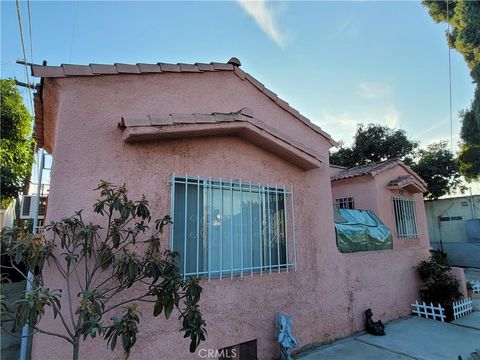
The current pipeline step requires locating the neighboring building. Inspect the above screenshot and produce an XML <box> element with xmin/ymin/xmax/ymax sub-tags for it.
<box><xmin>19</xmin><ymin>194</ymin><xmax>48</xmax><ymax>230</ymax></box>
<box><xmin>31</xmin><ymin>58</ymin><xmax>431</xmax><ymax>359</ymax></box>
<box><xmin>425</xmin><ymin>194</ymin><xmax>480</xmax><ymax>268</ymax></box>
<box><xmin>0</xmin><ymin>200</ymin><xmax>16</xmax><ymax>229</ymax></box>
<box><xmin>331</xmin><ymin>159</ymin><xmax>429</xmax><ymax>244</ymax></box>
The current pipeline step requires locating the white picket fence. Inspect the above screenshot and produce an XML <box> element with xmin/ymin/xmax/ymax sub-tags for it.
<box><xmin>411</xmin><ymin>301</ymin><xmax>445</xmax><ymax>322</ymax></box>
<box><xmin>453</xmin><ymin>298</ymin><xmax>473</xmax><ymax>320</ymax></box>
<box><xmin>471</xmin><ymin>281</ymin><xmax>480</xmax><ymax>294</ymax></box>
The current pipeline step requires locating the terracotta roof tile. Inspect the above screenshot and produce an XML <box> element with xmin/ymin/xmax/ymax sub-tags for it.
<box><xmin>158</xmin><ymin>63</ymin><xmax>181</xmax><ymax>72</ymax></box>
<box><xmin>276</xmin><ymin>98</ymin><xmax>290</xmax><ymax>111</ymax></box>
<box><xmin>248</xmin><ymin>117</ymin><xmax>265</xmax><ymax>130</ymax></box>
<box><xmin>119</xmin><ymin>109</ymin><xmax>325</xmax><ymax>165</ymax></box>
<box><xmin>90</xmin><ymin>64</ymin><xmax>118</xmax><ymax>74</ymax></box>
<box><xmin>239</xmin><ymin>107</ymin><xmax>254</xmax><ymax>118</ymax></box>
<box><xmin>329</xmin><ymin>159</ymin><xmax>426</xmax><ymax>189</ymax></box>
<box><xmin>31</xmin><ymin>65</ymin><xmax>65</xmax><ymax>77</ymax></box>
<box><xmin>387</xmin><ymin>175</ymin><xmax>412</xmax><ymax>186</ymax></box>
<box><xmin>245</xmin><ymin>74</ymin><xmax>265</xmax><ymax>91</ymax></box>
<box><xmin>211</xmin><ymin>62</ymin><xmax>234</xmax><ymax>71</ymax></box>
<box><xmin>233</xmin><ymin>66</ymin><xmax>246</xmax><ymax>80</ymax></box>
<box><xmin>178</xmin><ymin>63</ymin><xmax>200</xmax><ymax>72</ymax></box>
<box><xmin>196</xmin><ymin>63</ymin><xmax>216</xmax><ymax>71</ymax></box>
<box><xmin>232</xmin><ymin>112</ymin><xmax>247</xmax><ymax>122</ymax></box>
<box><xmin>115</xmin><ymin>63</ymin><xmax>141</xmax><ymax>74</ymax></box>
<box><xmin>193</xmin><ymin>113</ymin><xmax>216</xmax><ymax>123</ymax></box>
<box><xmin>62</xmin><ymin>64</ymin><xmax>93</xmax><ymax>76</ymax></box>
<box><xmin>137</xmin><ymin>63</ymin><xmax>162</xmax><ymax>73</ymax></box>
<box><xmin>213</xmin><ymin>113</ymin><xmax>234</xmax><ymax>122</ymax></box>
<box><xmin>286</xmin><ymin>107</ymin><xmax>300</xmax><ymax>118</ymax></box>
<box><xmin>171</xmin><ymin>113</ymin><xmax>195</xmax><ymax>123</ymax></box>
<box><xmin>227</xmin><ymin>57</ymin><xmax>241</xmax><ymax>67</ymax></box>
<box><xmin>122</xmin><ymin>116</ymin><xmax>151</xmax><ymax>127</ymax></box>
<box><xmin>149</xmin><ymin>115</ymin><xmax>172</xmax><ymax>126</ymax></box>
<box><xmin>263</xmin><ymin>88</ymin><xmax>278</xmax><ymax>101</ymax></box>
<box><xmin>31</xmin><ymin>57</ymin><xmax>337</xmax><ymax>146</ymax></box>
<box><xmin>331</xmin><ymin>159</ymin><xmax>399</xmax><ymax>181</ymax></box>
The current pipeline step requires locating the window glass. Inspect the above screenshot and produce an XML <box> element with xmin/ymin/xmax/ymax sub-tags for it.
<box><xmin>393</xmin><ymin>196</ymin><xmax>418</xmax><ymax>238</ymax></box>
<box><xmin>334</xmin><ymin>197</ymin><xmax>355</xmax><ymax>209</ymax></box>
<box><xmin>171</xmin><ymin>177</ymin><xmax>293</xmax><ymax>278</ymax></box>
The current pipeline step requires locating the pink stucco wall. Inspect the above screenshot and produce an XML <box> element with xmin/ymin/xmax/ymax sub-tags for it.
<box><xmin>330</xmin><ymin>167</ymin><xmax>431</xmax><ymax>333</ymax></box>
<box><xmin>34</xmin><ymin>71</ymin><xmax>429</xmax><ymax>360</ymax></box>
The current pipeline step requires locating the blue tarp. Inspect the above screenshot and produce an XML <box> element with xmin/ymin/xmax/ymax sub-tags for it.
<box><xmin>334</xmin><ymin>208</ymin><xmax>393</xmax><ymax>253</ymax></box>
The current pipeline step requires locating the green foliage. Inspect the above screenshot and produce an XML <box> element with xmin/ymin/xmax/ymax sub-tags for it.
<box><xmin>0</xmin><ymin>79</ymin><xmax>35</xmax><ymax>209</ymax></box>
<box><xmin>458</xmin><ymin>143</ymin><xmax>480</xmax><ymax>181</ymax></box>
<box><xmin>416</xmin><ymin>251</ymin><xmax>462</xmax><ymax>306</ymax></box>
<box><xmin>104</xmin><ymin>304</ymin><xmax>139</xmax><ymax>359</ymax></box>
<box><xmin>330</xmin><ymin>123</ymin><xmax>418</xmax><ymax>167</ymax></box>
<box><xmin>330</xmin><ymin>124</ymin><xmax>461</xmax><ymax>199</ymax></box>
<box><xmin>423</xmin><ymin>0</ymin><xmax>480</xmax><ymax>180</ymax></box>
<box><xmin>411</xmin><ymin>141</ymin><xmax>463</xmax><ymax>199</ymax></box>
<box><xmin>0</xmin><ymin>181</ymin><xmax>206</xmax><ymax>360</ymax></box>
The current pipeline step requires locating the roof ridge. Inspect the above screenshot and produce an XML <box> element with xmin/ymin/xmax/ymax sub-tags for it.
<box><xmin>331</xmin><ymin>158</ymin><xmax>426</xmax><ymax>184</ymax></box>
<box><xmin>119</xmin><ymin>108</ymin><xmax>326</xmax><ymax>164</ymax></box>
<box><xmin>31</xmin><ymin>57</ymin><xmax>337</xmax><ymax>146</ymax></box>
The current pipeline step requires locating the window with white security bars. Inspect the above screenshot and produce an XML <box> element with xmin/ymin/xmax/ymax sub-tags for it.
<box><xmin>393</xmin><ymin>196</ymin><xmax>419</xmax><ymax>238</ymax></box>
<box><xmin>170</xmin><ymin>175</ymin><xmax>297</xmax><ymax>280</ymax></box>
<box><xmin>334</xmin><ymin>197</ymin><xmax>355</xmax><ymax>209</ymax></box>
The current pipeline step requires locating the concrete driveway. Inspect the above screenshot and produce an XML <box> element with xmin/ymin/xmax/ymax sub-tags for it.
<box><xmin>297</xmin><ymin>313</ymin><xmax>480</xmax><ymax>360</ymax></box>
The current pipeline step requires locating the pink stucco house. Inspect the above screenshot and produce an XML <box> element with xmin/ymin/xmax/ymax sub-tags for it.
<box><xmin>31</xmin><ymin>58</ymin><xmax>432</xmax><ymax>359</ymax></box>
<box><xmin>331</xmin><ymin>159</ymin><xmax>429</xmax><ymax>242</ymax></box>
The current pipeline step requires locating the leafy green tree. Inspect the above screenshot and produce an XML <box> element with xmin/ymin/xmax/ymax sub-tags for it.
<box><xmin>330</xmin><ymin>123</ymin><xmax>418</xmax><ymax>167</ymax></box>
<box><xmin>0</xmin><ymin>79</ymin><xmax>35</xmax><ymax>208</ymax></box>
<box><xmin>0</xmin><ymin>181</ymin><xmax>206</xmax><ymax>360</ymax></box>
<box><xmin>330</xmin><ymin>124</ymin><xmax>461</xmax><ymax>199</ymax></box>
<box><xmin>411</xmin><ymin>141</ymin><xmax>462</xmax><ymax>199</ymax></box>
<box><xmin>458</xmin><ymin>143</ymin><xmax>480</xmax><ymax>180</ymax></box>
<box><xmin>423</xmin><ymin>0</ymin><xmax>480</xmax><ymax>180</ymax></box>
<box><xmin>352</xmin><ymin>124</ymin><xmax>418</xmax><ymax>165</ymax></box>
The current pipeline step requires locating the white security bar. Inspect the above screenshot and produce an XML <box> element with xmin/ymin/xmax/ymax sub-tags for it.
<box><xmin>170</xmin><ymin>175</ymin><xmax>296</xmax><ymax>280</ymax></box>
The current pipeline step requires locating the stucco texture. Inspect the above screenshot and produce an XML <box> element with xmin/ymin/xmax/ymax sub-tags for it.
<box><xmin>34</xmin><ymin>71</ymin><xmax>429</xmax><ymax>359</ymax></box>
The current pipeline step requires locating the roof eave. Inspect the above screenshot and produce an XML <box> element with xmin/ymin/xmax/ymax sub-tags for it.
<box><xmin>122</xmin><ymin>122</ymin><xmax>324</xmax><ymax>170</ymax></box>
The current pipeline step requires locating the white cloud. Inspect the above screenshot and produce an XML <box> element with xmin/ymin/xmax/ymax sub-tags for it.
<box><xmin>317</xmin><ymin>105</ymin><xmax>401</xmax><ymax>146</ymax></box>
<box><xmin>237</xmin><ymin>0</ymin><xmax>285</xmax><ymax>48</ymax></box>
<box><xmin>356</xmin><ymin>82</ymin><xmax>391</xmax><ymax>99</ymax></box>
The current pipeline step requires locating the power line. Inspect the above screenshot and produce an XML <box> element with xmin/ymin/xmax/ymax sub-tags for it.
<box><xmin>15</xmin><ymin>0</ymin><xmax>34</xmax><ymax>114</ymax></box>
<box><xmin>447</xmin><ymin>0</ymin><xmax>453</xmax><ymax>153</ymax></box>
<box><xmin>27</xmin><ymin>0</ymin><xmax>34</xmax><ymax>64</ymax></box>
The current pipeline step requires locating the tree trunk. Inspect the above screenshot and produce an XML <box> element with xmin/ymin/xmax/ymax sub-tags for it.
<box><xmin>72</xmin><ymin>339</ymin><xmax>80</xmax><ymax>360</ymax></box>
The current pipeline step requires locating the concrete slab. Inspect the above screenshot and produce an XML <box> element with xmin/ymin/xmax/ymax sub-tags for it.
<box><xmin>298</xmin><ymin>339</ymin><xmax>414</xmax><ymax>360</ymax></box>
<box><xmin>452</xmin><ymin>311</ymin><xmax>480</xmax><ymax>330</ymax></box>
<box><xmin>356</xmin><ymin>316</ymin><xmax>480</xmax><ymax>360</ymax></box>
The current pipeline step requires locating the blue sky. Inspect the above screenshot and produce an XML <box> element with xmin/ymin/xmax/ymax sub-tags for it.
<box><xmin>1</xmin><ymin>0</ymin><xmax>475</xmax><ymax>150</ymax></box>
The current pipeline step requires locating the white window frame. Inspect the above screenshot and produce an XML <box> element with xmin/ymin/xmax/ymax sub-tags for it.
<box><xmin>334</xmin><ymin>197</ymin><xmax>355</xmax><ymax>209</ymax></box>
<box><xmin>170</xmin><ymin>174</ymin><xmax>297</xmax><ymax>280</ymax></box>
<box><xmin>393</xmin><ymin>196</ymin><xmax>419</xmax><ymax>238</ymax></box>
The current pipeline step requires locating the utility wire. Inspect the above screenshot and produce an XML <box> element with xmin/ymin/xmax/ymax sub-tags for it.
<box><xmin>27</xmin><ymin>0</ymin><xmax>34</xmax><ymax>64</ymax></box>
<box><xmin>447</xmin><ymin>0</ymin><xmax>453</xmax><ymax>153</ymax></box>
<box><xmin>15</xmin><ymin>0</ymin><xmax>34</xmax><ymax>114</ymax></box>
